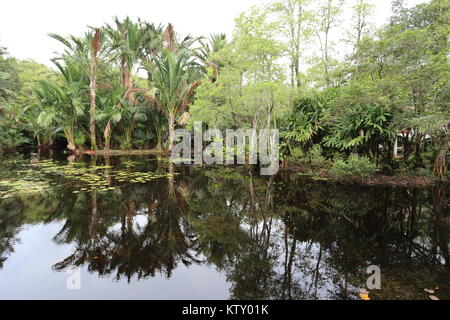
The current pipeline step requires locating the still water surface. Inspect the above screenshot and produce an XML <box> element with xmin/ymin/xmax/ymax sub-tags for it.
<box><xmin>0</xmin><ymin>153</ymin><xmax>449</xmax><ymax>300</ymax></box>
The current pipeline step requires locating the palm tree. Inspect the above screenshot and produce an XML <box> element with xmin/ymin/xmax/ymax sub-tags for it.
<box><xmin>96</xmin><ymin>87</ymin><xmax>124</xmax><ymax>150</ymax></box>
<box><xmin>196</xmin><ymin>33</ymin><xmax>227</xmax><ymax>77</ymax></box>
<box><xmin>143</xmin><ymin>24</ymin><xmax>203</xmax><ymax>153</ymax></box>
<box><xmin>194</xmin><ymin>34</ymin><xmax>227</xmax><ymax>82</ymax></box>
<box><xmin>88</xmin><ymin>29</ymin><xmax>101</xmax><ymax>150</ymax></box>
<box><xmin>140</xmin><ymin>22</ymin><xmax>165</xmax><ymax>81</ymax></box>
<box><xmin>23</xmin><ymin>104</ymin><xmax>54</xmax><ymax>149</ymax></box>
<box><xmin>148</xmin><ymin>106</ymin><xmax>167</xmax><ymax>150</ymax></box>
<box><xmin>146</xmin><ymin>48</ymin><xmax>202</xmax><ymax>153</ymax></box>
<box><xmin>34</xmin><ymin>60</ymin><xmax>87</xmax><ymax>151</ymax></box>
<box><xmin>104</xmin><ymin>17</ymin><xmax>151</xmax><ymax>104</ymax></box>
<box><xmin>49</xmin><ymin>28</ymin><xmax>107</xmax><ymax>150</ymax></box>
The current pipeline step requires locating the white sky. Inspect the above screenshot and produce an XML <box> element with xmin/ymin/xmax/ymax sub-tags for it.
<box><xmin>0</xmin><ymin>0</ymin><xmax>427</xmax><ymax>67</ymax></box>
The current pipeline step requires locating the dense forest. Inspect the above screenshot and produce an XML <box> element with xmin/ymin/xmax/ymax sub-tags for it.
<box><xmin>0</xmin><ymin>0</ymin><xmax>448</xmax><ymax>179</ymax></box>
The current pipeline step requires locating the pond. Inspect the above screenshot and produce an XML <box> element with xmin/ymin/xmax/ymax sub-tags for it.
<box><xmin>0</xmin><ymin>152</ymin><xmax>449</xmax><ymax>300</ymax></box>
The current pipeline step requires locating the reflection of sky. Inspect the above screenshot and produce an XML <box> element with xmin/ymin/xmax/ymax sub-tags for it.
<box><xmin>0</xmin><ymin>222</ymin><xmax>230</xmax><ymax>300</ymax></box>
<box><xmin>107</xmin><ymin>212</ymin><xmax>150</xmax><ymax>234</ymax></box>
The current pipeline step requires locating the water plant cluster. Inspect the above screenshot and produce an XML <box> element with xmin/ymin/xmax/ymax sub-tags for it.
<box><xmin>0</xmin><ymin>158</ymin><xmax>178</xmax><ymax>198</ymax></box>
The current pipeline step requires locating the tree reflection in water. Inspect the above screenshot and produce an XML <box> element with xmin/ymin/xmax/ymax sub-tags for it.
<box><xmin>0</xmin><ymin>155</ymin><xmax>449</xmax><ymax>299</ymax></box>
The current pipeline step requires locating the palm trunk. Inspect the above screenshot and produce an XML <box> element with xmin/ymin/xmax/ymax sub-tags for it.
<box><xmin>104</xmin><ymin>120</ymin><xmax>111</xmax><ymax>151</ymax></box>
<box><xmin>90</xmin><ymin>28</ymin><xmax>101</xmax><ymax>150</ymax></box>
<box><xmin>122</xmin><ymin>67</ymin><xmax>135</xmax><ymax>105</ymax></box>
<box><xmin>156</xmin><ymin>130</ymin><xmax>163</xmax><ymax>150</ymax></box>
<box><xmin>127</xmin><ymin>75</ymin><xmax>135</xmax><ymax>105</ymax></box>
<box><xmin>89</xmin><ymin>74</ymin><xmax>97</xmax><ymax>150</ymax></box>
<box><xmin>65</xmin><ymin>128</ymin><xmax>76</xmax><ymax>152</ymax></box>
<box><xmin>168</xmin><ymin>114</ymin><xmax>175</xmax><ymax>153</ymax></box>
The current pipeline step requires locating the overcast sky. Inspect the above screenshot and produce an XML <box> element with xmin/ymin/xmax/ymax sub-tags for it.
<box><xmin>0</xmin><ymin>0</ymin><xmax>427</xmax><ymax>66</ymax></box>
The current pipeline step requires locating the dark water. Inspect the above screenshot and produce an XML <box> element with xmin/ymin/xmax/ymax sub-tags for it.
<box><xmin>0</xmin><ymin>152</ymin><xmax>449</xmax><ymax>300</ymax></box>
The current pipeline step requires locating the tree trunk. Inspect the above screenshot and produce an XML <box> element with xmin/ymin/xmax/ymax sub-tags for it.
<box><xmin>67</xmin><ymin>141</ymin><xmax>76</xmax><ymax>152</ymax></box>
<box><xmin>65</xmin><ymin>129</ymin><xmax>76</xmax><ymax>152</ymax></box>
<box><xmin>89</xmin><ymin>74</ymin><xmax>97</xmax><ymax>150</ymax></box>
<box><xmin>122</xmin><ymin>68</ymin><xmax>135</xmax><ymax>105</ymax></box>
<box><xmin>168</xmin><ymin>114</ymin><xmax>175</xmax><ymax>153</ymax></box>
<box><xmin>393</xmin><ymin>138</ymin><xmax>398</xmax><ymax>158</ymax></box>
<box><xmin>89</xmin><ymin>28</ymin><xmax>101</xmax><ymax>150</ymax></box>
<box><xmin>104</xmin><ymin>120</ymin><xmax>111</xmax><ymax>151</ymax></box>
<box><xmin>433</xmin><ymin>146</ymin><xmax>448</xmax><ymax>179</ymax></box>
<box><xmin>294</xmin><ymin>54</ymin><xmax>301</xmax><ymax>88</ymax></box>
<box><xmin>156</xmin><ymin>131</ymin><xmax>163</xmax><ymax>151</ymax></box>
<box><xmin>127</xmin><ymin>73</ymin><xmax>135</xmax><ymax>105</ymax></box>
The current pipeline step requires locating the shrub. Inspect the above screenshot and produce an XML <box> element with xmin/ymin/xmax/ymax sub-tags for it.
<box><xmin>74</xmin><ymin>132</ymin><xmax>86</xmax><ymax>149</ymax></box>
<box><xmin>331</xmin><ymin>156</ymin><xmax>377</xmax><ymax>177</ymax></box>
<box><xmin>288</xmin><ymin>145</ymin><xmax>329</xmax><ymax>169</ymax></box>
<box><xmin>308</xmin><ymin>144</ymin><xmax>327</xmax><ymax>167</ymax></box>
<box><xmin>0</xmin><ymin>119</ymin><xmax>28</xmax><ymax>150</ymax></box>
<box><xmin>289</xmin><ymin>147</ymin><xmax>304</xmax><ymax>163</ymax></box>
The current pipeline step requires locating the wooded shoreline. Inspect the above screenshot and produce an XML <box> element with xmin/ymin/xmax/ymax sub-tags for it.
<box><xmin>1</xmin><ymin>0</ymin><xmax>448</xmax><ymax>181</ymax></box>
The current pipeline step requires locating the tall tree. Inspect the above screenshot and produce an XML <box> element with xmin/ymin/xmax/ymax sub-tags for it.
<box><xmin>347</xmin><ymin>0</ymin><xmax>449</xmax><ymax>176</ymax></box>
<box><xmin>88</xmin><ymin>29</ymin><xmax>101</xmax><ymax>150</ymax></box>
<box><xmin>34</xmin><ymin>60</ymin><xmax>87</xmax><ymax>152</ymax></box>
<box><xmin>351</xmin><ymin>0</ymin><xmax>373</xmax><ymax>50</ymax></box>
<box><xmin>190</xmin><ymin>8</ymin><xmax>289</xmax><ymax>132</ymax></box>
<box><xmin>196</xmin><ymin>33</ymin><xmax>227</xmax><ymax>82</ymax></box>
<box><xmin>104</xmin><ymin>17</ymin><xmax>151</xmax><ymax>104</ymax></box>
<box><xmin>270</xmin><ymin>0</ymin><xmax>312</xmax><ymax>88</ymax></box>
<box><xmin>49</xmin><ymin>28</ymin><xmax>106</xmax><ymax>150</ymax></box>
<box><xmin>146</xmin><ymin>48</ymin><xmax>201</xmax><ymax>153</ymax></box>
<box><xmin>313</xmin><ymin>0</ymin><xmax>345</xmax><ymax>87</ymax></box>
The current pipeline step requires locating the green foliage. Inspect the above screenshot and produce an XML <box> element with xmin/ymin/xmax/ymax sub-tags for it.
<box><xmin>287</xmin><ymin>144</ymin><xmax>329</xmax><ymax>170</ymax></box>
<box><xmin>280</xmin><ymin>89</ymin><xmax>335</xmax><ymax>149</ymax></box>
<box><xmin>331</xmin><ymin>156</ymin><xmax>377</xmax><ymax>177</ymax></box>
<box><xmin>0</xmin><ymin>45</ymin><xmax>28</xmax><ymax>150</ymax></box>
<box><xmin>324</xmin><ymin>103</ymin><xmax>394</xmax><ymax>153</ymax></box>
<box><xmin>189</xmin><ymin>7</ymin><xmax>290</xmax><ymax>131</ymax></box>
<box><xmin>0</xmin><ymin>1</ymin><xmax>448</xmax><ymax>180</ymax></box>
<box><xmin>33</xmin><ymin>61</ymin><xmax>88</xmax><ymax>150</ymax></box>
<box><xmin>0</xmin><ymin>118</ymin><xmax>29</xmax><ymax>150</ymax></box>
<box><xmin>308</xmin><ymin>144</ymin><xmax>327</xmax><ymax>167</ymax></box>
<box><xmin>289</xmin><ymin>147</ymin><xmax>304</xmax><ymax>163</ymax></box>
<box><xmin>146</xmin><ymin>49</ymin><xmax>202</xmax><ymax>118</ymax></box>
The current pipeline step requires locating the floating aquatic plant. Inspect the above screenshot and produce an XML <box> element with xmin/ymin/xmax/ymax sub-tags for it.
<box><xmin>0</xmin><ymin>179</ymin><xmax>50</xmax><ymax>199</ymax></box>
<box><xmin>0</xmin><ymin>159</ymin><xmax>179</xmax><ymax>198</ymax></box>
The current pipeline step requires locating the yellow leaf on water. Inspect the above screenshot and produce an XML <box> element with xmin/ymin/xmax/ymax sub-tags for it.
<box><xmin>359</xmin><ymin>293</ymin><xmax>371</xmax><ymax>300</ymax></box>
